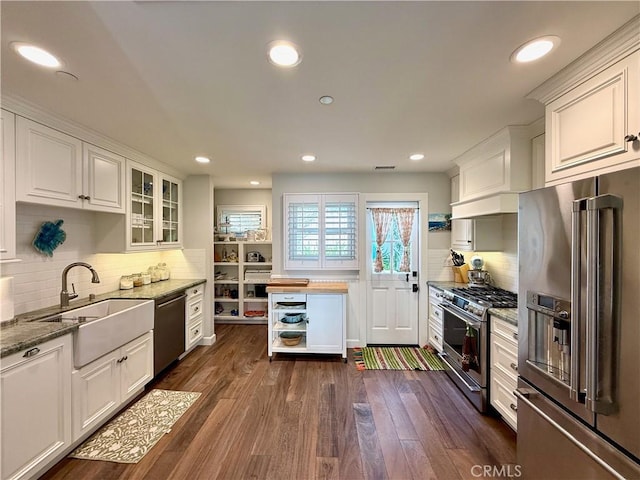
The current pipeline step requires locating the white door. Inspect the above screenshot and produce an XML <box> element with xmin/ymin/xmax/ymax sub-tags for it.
<box><xmin>366</xmin><ymin>202</ymin><xmax>420</xmax><ymax>345</ymax></box>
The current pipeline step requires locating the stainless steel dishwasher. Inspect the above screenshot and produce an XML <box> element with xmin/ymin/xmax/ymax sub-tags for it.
<box><xmin>154</xmin><ymin>291</ymin><xmax>186</xmax><ymax>376</ymax></box>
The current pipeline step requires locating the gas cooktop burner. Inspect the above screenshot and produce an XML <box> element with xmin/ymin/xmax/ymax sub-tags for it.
<box><xmin>450</xmin><ymin>286</ymin><xmax>518</xmax><ymax>308</ymax></box>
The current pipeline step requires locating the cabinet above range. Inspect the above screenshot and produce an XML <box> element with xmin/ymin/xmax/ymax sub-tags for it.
<box><xmin>451</xmin><ymin>125</ymin><xmax>538</xmax><ymax>219</ymax></box>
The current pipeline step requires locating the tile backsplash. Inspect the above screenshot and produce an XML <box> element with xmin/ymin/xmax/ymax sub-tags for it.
<box><xmin>1</xmin><ymin>204</ymin><xmax>205</xmax><ymax>316</ymax></box>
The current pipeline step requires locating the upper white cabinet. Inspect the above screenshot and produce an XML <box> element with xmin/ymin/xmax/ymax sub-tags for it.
<box><xmin>544</xmin><ymin>51</ymin><xmax>640</xmax><ymax>183</ymax></box>
<box><xmin>82</xmin><ymin>143</ymin><xmax>126</xmax><ymax>213</ymax></box>
<box><xmin>95</xmin><ymin>160</ymin><xmax>183</xmax><ymax>251</ymax></box>
<box><xmin>1</xmin><ymin>334</ymin><xmax>73</xmax><ymax>480</ymax></box>
<box><xmin>15</xmin><ymin>116</ymin><xmax>125</xmax><ymax>213</ymax></box>
<box><xmin>451</xmin><ymin>126</ymin><xmax>532</xmax><ymax>218</ymax></box>
<box><xmin>127</xmin><ymin>160</ymin><xmax>182</xmax><ymax>250</ymax></box>
<box><xmin>457</xmin><ymin>126</ymin><xmax>532</xmax><ymax>202</ymax></box>
<box><xmin>451</xmin><ymin>216</ymin><xmax>503</xmax><ymax>252</ymax></box>
<box><xmin>0</xmin><ymin>110</ymin><xmax>16</xmax><ymax>262</ymax></box>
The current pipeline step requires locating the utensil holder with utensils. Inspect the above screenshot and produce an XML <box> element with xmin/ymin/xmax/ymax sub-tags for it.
<box><xmin>452</xmin><ymin>264</ymin><xmax>470</xmax><ymax>283</ymax></box>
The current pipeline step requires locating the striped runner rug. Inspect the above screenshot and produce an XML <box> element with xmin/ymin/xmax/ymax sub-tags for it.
<box><xmin>353</xmin><ymin>346</ymin><xmax>446</xmax><ymax>371</ymax></box>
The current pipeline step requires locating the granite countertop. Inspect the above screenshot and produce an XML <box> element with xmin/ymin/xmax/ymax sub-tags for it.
<box><xmin>427</xmin><ymin>281</ymin><xmax>468</xmax><ymax>291</ymax></box>
<box><xmin>1</xmin><ymin>278</ymin><xmax>206</xmax><ymax>358</ymax></box>
<box><xmin>488</xmin><ymin>308</ymin><xmax>518</xmax><ymax>326</ymax></box>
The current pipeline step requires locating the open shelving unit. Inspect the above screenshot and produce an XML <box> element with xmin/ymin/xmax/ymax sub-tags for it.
<box><xmin>213</xmin><ymin>241</ymin><xmax>272</xmax><ymax>324</ymax></box>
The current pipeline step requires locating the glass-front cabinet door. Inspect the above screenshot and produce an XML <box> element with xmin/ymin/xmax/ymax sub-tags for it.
<box><xmin>130</xmin><ymin>165</ymin><xmax>157</xmax><ymax>247</ymax></box>
<box><xmin>160</xmin><ymin>175</ymin><xmax>181</xmax><ymax>245</ymax></box>
<box><xmin>126</xmin><ymin>160</ymin><xmax>182</xmax><ymax>250</ymax></box>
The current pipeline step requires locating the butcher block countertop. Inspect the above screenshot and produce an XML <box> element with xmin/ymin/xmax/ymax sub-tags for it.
<box><xmin>266</xmin><ymin>281</ymin><xmax>348</xmax><ymax>294</ymax></box>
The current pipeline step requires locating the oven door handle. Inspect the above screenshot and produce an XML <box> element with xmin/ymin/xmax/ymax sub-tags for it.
<box><xmin>440</xmin><ymin>303</ymin><xmax>482</xmax><ymax>329</ymax></box>
<box><xmin>440</xmin><ymin>353</ymin><xmax>481</xmax><ymax>392</ymax></box>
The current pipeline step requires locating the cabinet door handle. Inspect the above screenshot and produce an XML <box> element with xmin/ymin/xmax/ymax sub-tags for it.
<box><xmin>23</xmin><ymin>347</ymin><xmax>40</xmax><ymax>358</ymax></box>
<box><xmin>510</xmin><ymin>362</ymin><xmax>518</xmax><ymax>371</ymax></box>
<box><xmin>624</xmin><ymin>133</ymin><xmax>638</xmax><ymax>142</ymax></box>
<box><xmin>512</xmin><ymin>332</ymin><xmax>518</xmax><ymax>340</ymax></box>
<box><xmin>194</xmin><ymin>306</ymin><xmax>200</xmax><ymax>312</ymax></box>
<box><xmin>510</xmin><ymin>403</ymin><xmax>518</xmax><ymax>412</ymax></box>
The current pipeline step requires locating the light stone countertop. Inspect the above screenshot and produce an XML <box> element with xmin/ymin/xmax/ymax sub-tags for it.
<box><xmin>1</xmin><ymin>279</ymin><xmax>206</xmax><ymax>358</ymax></box>
<box><xmin>488</xmin><ymin>307</ymin><xmax>518</xmax><ymax>326</ymax></box>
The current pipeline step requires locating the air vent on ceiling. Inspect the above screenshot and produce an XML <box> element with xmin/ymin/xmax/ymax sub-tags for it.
<box><xmin>374</xmin><ymin>165</ymin><xmax>396</xmax><ymax>171</ymax></box>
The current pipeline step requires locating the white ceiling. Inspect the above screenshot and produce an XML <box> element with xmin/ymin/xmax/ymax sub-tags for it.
<box><xmin>2</xmin><ymin>1</ymin><xmax>638</xmax><ymax>188</ymax></box>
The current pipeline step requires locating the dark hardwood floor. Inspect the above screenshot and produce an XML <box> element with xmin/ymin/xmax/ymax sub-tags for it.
<box><xmin>42</xmin><ymin>324</ymin><xmax>516</xmax><ymax>480</ymax></box>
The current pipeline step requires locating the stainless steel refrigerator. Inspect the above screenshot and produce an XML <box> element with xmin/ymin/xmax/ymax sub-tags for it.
<box><xmin>517</xmin><ymin>166</ymin><xmax>640</xmax><ymax>479</ymax></box>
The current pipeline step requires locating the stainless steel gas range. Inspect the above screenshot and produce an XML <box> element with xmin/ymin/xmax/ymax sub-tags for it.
<box><xmin>437</xmin><ymin>285</ymin><xmax>517</xmax><ymax>412</ymax></box>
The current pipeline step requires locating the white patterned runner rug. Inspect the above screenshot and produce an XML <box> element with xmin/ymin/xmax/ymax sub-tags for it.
<box><xmin>70</xmin><ymin>389</ymin><xmax>201</xmax><ymax>464</ymax></box>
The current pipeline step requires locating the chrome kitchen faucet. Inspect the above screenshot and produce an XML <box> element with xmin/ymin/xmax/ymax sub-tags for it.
<box><xmin>60</xmin><ymin>262</ymin><xmax>100</xmax><ymax>307</ymax></box>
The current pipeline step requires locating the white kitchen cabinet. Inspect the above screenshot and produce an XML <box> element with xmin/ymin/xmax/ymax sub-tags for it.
<box><xmin>490</xmin><ymin>315</ymin><xmax>519</xmax><ymax>431</ymax></box>
<box><xmin>0</xmin><ymin>110</ymin><xmax>16</xmax><ymax>262</ymax></box>
<box><xmin>451</xmin><ymin>216</ymin><xmax>503</xmax><ymax>252</ymax></box>
<box><xmin>72</xmin><ymin>330</ymin><xmax>153</xmax><ymax>441</ymax></box>
<box><xmin>427</xmin><ymin>286</ymin><xmax>443</xmax><ymax>352</ymax></box>
<box><xmin>95</xmin><ymin>160</ymin><xmax>183</xmax><ymax>252</ymax></box>
<box><xmin>15</xmin><ymin>116</ymin><xmax>125</xmax><ymax>212</ymax></box>
<box><xmin>82</xmin><ymin>143</ymin><xmax>126</xmax><ymax>213</ymax></box>
<box><xmin>306</xmin><ymin>294</ymin><xmax>344</xmax><ymax>354</ymax></box>
<box><xmin>545</xmin><ymin>51</ymin><xmax>640</xmax><ymax>184</ymax></box>
<box><xmin>185</xmin><ymin>284</ymin><xmax>205</xmax><ymax>351</ymax></box>
<box><xmin>268</xmin><ymin>292</ymin><xmax>346</xmax><ymax>360</ymax></box>
<box><xmin>214</xmin><ymin>241</ymin><xmax>271</xmax><ymax>323</ymax></box>
<box><xmin>1</xmin><ymin>334</ymin><xmax>72</xmax><ymax>480</ymax></box>
<box><xmin>127</xmin><ymin>160</ymin><xmax>182</xmax><ymax>249</ymax></box>
<box><xmin>455</xmin><ymin>126</ymin><xmax>532</xmax><ymax>203</ymax></box>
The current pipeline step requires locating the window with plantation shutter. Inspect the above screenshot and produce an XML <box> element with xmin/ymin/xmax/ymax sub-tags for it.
<box><xmin>284</xmin><ymin>193</ymin><xmax>358</xmax><ymax>270</ymax></box>
<box><xmin>216</xmin><ymin>205</ymin><xmax>265</xmax><ymax>236</ymax></box>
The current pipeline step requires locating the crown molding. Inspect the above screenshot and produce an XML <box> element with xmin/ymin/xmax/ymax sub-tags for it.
<box><xmin>1</xmin><ymin>93</ymin><xmax>184</xmax><ymax>179</ymax></box>
<box><xmin>527</xmin><ymin>15</ymin><xmax>640</xmax><ymax>105</ymax></box>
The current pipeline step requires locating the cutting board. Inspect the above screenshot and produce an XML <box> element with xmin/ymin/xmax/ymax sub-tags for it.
<box><xmin>267</xmin><ymin>278</ymin><xmax>310</xmax><ymax>287</ymax></box>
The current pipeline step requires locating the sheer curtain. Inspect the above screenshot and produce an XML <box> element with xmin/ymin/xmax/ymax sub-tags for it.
<box><xmin>370</xmin><ymin>208</ymin><xmax>394</xmax><ymax>273</ymax></box>
<box><xmin>394</xmin><ymin>208</ymin><xmax>416</xmax><ymax>272</ymax></box>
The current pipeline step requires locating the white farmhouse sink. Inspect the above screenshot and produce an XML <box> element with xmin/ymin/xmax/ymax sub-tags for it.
<box><xmin>66</xmin><ymin>299</ymin><xmax>154</xmax><ymax>368</ymax></box>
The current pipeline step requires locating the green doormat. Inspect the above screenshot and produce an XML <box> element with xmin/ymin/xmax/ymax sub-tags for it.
<box><xmin>354</xmin><ymin>346</ymin><xmax>446</xmax><ymax>371</ymax></box>
<box><xmin>70</xmin><ymin>389</ymin><xmax>201</xmax><ymax>464</ymax></box>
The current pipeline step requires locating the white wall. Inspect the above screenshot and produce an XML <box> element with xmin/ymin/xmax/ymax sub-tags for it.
<box><xmin>2</xmin><ymin>203</ymin><xmax>205</xmax><ymax>316</ymax></box>
<box><xmin>271</xmin><ymin>171</ymin><xmax>452</xmax><ymax>347</ymax></box>
<box><xmin>473</xmin><ymin>213</ymin><xmax>518</xmax><ymax>292</ymax></box>
<box><xmin>214</xmin><ymin>188</ymin><xmax>273</xmax><ymax>233</ymax></box>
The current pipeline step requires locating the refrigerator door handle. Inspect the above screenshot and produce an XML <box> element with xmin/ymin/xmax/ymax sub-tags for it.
<box><xmin>585</xmin><ymin>194</ymin><xmax>623</xmax><ymax>415</ymax></box>
<box><xmin>570</xmin><ymin>199</ymin><xmax>587</xmax><ymax>403</ymax></box>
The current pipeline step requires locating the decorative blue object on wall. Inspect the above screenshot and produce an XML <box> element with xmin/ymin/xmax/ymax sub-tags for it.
<box><xmin>33</xmin><ymin>219</ymin><xmax>66</xmax><ymax>257</ymax></box>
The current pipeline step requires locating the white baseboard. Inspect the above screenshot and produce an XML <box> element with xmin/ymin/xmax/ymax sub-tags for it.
<box><xmin>200</xmin><ymin>333</ymin><xmax>217</xmax><ymax>346</ymax></box>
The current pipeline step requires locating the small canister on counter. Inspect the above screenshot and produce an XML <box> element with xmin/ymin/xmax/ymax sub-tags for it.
<box><xmin>119</xmin><ymin>275</ymin><xmax>134</xmax><ymax>290</ymax></box>
<box><xmin>149</xmin><ymin>266</ymin><xmax>161</xmax><ymax>283</ymax></box>
<box><xmin>132</xmin><ymin>273</ymin><xmax>144</xmax><ymax>287</ymax></box>
<box><xmin>142</xmin><ymin>272</ymin><xmax>151</xmax><ymax>285</ymax></box>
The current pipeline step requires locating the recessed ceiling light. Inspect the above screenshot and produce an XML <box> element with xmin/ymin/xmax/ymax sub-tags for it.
<box><xmin>12</xmin><ymin>42</ymin><xmax>61</xmax><ymax>68</ymax></box>
<box><xmin>301</xmin><ymin>154</ymin><xmax>316</xmax><ymax>162</ymax></box>
<box><xmin>319</xmin><ymin>95</ymin><xmax>334</xmax><ymax>105</ymax></box>
<box><xmin>267</xmin><ymin>41</ymin><xmax>301</xmax><ymax>67</ymax></box>
<box><xmin>409</xmin><ymin>153</ymin><xmax>425</xmax><ymax>161</ymax></box>
<box><xmin>250</xmin><ymin>181</ymin><xmax>260</xmax><ymax>186</ymax></box>
<box><xmin>195</xmin><ymin>156</ymin><xmax>210</xmax><ymax>164</ymax></box>
<box><xmin>511</xmin><ymin>36</ymin><xmax>560</xmax><ymax>63</ymax></box>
